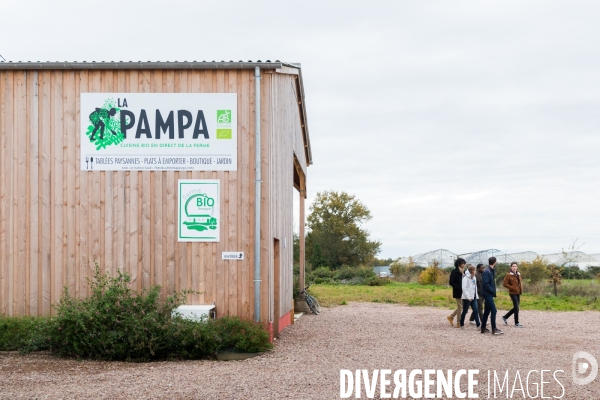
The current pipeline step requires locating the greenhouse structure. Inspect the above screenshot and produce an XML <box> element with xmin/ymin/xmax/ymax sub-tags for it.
<box><xmin>396</xmin><ymin>249</ymin><xmax>599</xmax><ymax>270</ymax></box>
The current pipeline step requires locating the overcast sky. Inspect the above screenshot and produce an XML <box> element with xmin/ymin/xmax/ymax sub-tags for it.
<box><xmin>2</xmin><ymin>0</ymin><xmax>599</xmax><ymax>258</ymax></box>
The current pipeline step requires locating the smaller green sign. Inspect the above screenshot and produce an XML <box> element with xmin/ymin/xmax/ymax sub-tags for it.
<box><xmin>217</xmin><ymin>129</ymin><xmax>232</xmax><ymax>139</ymax></box>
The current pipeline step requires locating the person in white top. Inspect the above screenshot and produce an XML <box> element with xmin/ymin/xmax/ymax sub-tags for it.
<box><xmin>460</xmin><ymin>265</ymin><xmax>481</xmax><ymax>329</ymax></box>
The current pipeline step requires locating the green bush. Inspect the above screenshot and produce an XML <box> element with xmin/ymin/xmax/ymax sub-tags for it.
<box><xmin>19</xmin><ymin>264</ymin><xmax>272</xmax><ymax>361</ymax></box>
<box><xmin>165</xmin><ymin>316</ymin><xmax>272</xmax><ymax>357</ymax></box>
<box><xmin>520</xmin><ymin>257</ymin><xmax>550</xmax><ymax>284</ymax></box>
<box><xmin>313</xmin><ymin>277</ymin><xmax>336</xmax><ymax>284</ymax></box>
<box><xmin>334</xmin><ymin>266</ymin><xmax>376</xmax><ymax>281</ymax></box>
<box><xmin>310</xmin><ymin>266</ymin><xmax>335</xmax><ymax>279</ymax></box>
<box><xmin>494</xmin><ymin>263</ymin><xmax>510</xmax><ymax>285</ymax></box>
<box><xmin>213</xmin><ymin>316</ymin><xmax>273</xmax><ymax>353</ymax></box>
<box><xmin>562</xmin><ymin>267</ymin><xmax>592</xmax><ymax>280</ymax></box>
<box><xmin>293</xmin><ymin>262</ymin><xmax>300</xmax><ymax>299</ymax></box>
<box><xmin>306</xmin><ymin>265</ymin><xmax>376</xmax><ymax>285</ymax></box>
<box><xmin>365</xmin><ymin>276</ymin><xmax>391</xmax><ymax>286</ymax></box>
<box><xmin>0</xmin><ymin>315</ymin><xmax>49</xmax><ymax>351</ymax></box>
<box><xmin>588</xmin><ymin>266</ymin><xmax>600</xmax><ymax>277</ymax></box>
<box><xmin>30</xmin><ymin>265</ymin><xmax>187</xmax><ymax>360</ymax></box>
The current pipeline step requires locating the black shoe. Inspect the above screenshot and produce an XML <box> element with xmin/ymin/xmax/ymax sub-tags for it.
<box><xmin>481</xmin><ymin>328</ymin><xmax>490</xmax><ymax>334</ymax></box>
<box><xmin>492</xmin><ymin>329</ymin><xmax>504</xmax><ymax>335</ymax></box>
<box><xmin>502</xmin><ymin>316</ymin><xmax>508</xmax><ymax>325</ymax></box>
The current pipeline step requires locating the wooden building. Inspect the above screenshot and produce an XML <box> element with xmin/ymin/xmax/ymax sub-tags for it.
<box><xmin>0</xmin><ymin>61</ymin><xmax>311</xmax><ymax>337</ymax></box>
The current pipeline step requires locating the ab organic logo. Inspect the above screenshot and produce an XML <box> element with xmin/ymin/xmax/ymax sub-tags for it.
<box><xmin>216</xmin><ymin>109</ymin><xmax>232</xmax><ymax>140</ymax></box>
<box><xmin>217</xmin><ymin>109</ymin><xmax>231</xmax><ymax>123</ymax></box>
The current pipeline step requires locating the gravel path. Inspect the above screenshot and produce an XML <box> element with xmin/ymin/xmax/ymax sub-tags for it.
<box><xmin>1</xmin><ymin>303</ymin><xmax>599</xmax><ymax>399</ymax></box>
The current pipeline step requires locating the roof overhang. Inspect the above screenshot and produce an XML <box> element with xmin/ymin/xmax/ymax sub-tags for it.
<box><xmin>0</xmin><ymin>61</ymin><xmax>284</xmax><ymax>70</ymax></box>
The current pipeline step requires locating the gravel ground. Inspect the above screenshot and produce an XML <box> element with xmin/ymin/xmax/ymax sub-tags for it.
<box><xmin>1</xmin><ymin>303</ymin><xmax>599</xmax><ymax>399</ymax></box>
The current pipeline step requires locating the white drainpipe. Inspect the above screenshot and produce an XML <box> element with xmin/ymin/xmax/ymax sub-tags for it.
<box><xmin>254</xmin><ymin>67</ymin><xmax>262</xmax><ymax>322</ymax></box>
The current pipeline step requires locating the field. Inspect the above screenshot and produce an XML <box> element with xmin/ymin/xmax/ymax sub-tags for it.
<box><xmin>309</xmin><ymin>279</ymin><xmax>600</xmax><ymax>311</ymax></box>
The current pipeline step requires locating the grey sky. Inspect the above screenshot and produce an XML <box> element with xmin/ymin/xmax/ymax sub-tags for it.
<box><xmin>2</xmin><ymin>0</ymin><xmax>599</xmax><ymax>258</ymax></box>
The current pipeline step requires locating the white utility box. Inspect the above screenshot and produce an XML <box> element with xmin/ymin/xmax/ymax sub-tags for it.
<box><xmin>173</xmin><ymin>305</ymin><xmax>216</xmax><ymax>321</ymax></box>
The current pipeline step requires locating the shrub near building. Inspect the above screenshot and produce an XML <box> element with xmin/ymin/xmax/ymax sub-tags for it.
<box><xmin>17</xmin><ymin>265</ymin><xmax>272</xmax><ymax>360</ymax></box>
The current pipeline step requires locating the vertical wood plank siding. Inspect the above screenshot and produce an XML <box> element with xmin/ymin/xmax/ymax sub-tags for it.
<box><xmin>0</xmin><ymin>69</ymin><xmax>307</xmax><ymax>328</ymax></box>
<box><xmin>269</xmin><ymin>72</ymin><xmax>307</xmax><ymax>320</ymax></box>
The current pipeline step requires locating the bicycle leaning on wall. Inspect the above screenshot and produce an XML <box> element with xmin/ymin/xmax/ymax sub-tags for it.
<box><xmin>301</xmin><ymin>284</ymin><xmax>321</xmax><ymax>315</ymax></box>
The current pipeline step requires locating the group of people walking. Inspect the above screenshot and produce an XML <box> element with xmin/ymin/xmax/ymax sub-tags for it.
<box><xmin>447</xmin><ymin>257</ymin><xmax>524</xmax><ymax>335</ymax></box>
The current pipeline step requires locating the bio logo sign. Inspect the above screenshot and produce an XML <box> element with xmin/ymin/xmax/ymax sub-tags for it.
<box><xmin>178</xmin><ymin>180</ymin><xmax>220</xmax><ymax>242</ymax></box>
<box><xmin>80</xmin><ymin>93</ymin><xmax>237</xmax><ymax>171</ymax></box>
<box><xmin>216</xmin><ymin>109</ymin><xmax>232</xmax><ymax>140</ymax></box>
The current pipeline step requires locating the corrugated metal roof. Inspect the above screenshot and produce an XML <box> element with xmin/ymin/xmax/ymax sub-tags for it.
<box><xmin>0</xmin><ymin>60</ymin><xmax>289</xmax><ymax>70</ymax></box>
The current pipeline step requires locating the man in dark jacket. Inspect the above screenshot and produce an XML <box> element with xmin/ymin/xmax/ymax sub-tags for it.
<box><xmin>481</xmin><ymin>257</ymin><xmax>503</xmax><ymax>335</ymax></box>
<box><xmin>447</xmin><ymin>258</ymin><xmax>465</xmax><ymax>327</ymax></box>
<box><xmin>469</xmin><ymin>263</ymin><xmax>485</xmax><ymax>324</ymax></box>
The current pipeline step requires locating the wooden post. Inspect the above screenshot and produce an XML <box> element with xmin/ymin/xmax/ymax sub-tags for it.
<box><xmin>299</xmin><ymin>188</ymin><xmax>305</xmax><ymax>296</ymax></box>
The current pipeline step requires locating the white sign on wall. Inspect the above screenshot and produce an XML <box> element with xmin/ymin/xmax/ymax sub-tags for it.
<box><xmin>178</xmin><ymin>180</ymin><xmax>220</xmax><ymax>242</ymax></box>
<box><xmin>80</xmin><ymin>93</ymin><xmax>237</xmax><ymax>171</ymax></box>
<box><xmin>222</xmin><ymin>252</ymin><xmax>244</xmax><ymax>260</ymax></box>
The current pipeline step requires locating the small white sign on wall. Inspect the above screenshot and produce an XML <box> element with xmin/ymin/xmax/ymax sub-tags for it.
<box><xmin>222</xmin><ymin>252</ymin><xmax>244</xmax><ymax>260</ymax></box>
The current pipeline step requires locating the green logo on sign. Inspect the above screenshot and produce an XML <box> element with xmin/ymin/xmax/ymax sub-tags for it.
<box><xmin>217</xmin><ymin>110</ymin><xmax>232</xmax><ymax>124</ymax></box>
<box><xmin>183</xmin><ymin>193</ymin><xmax>218</xmax><ymax>232</ymax></box>
<box><xmin>216</xmin><ymin>129</ymin><xmax>232</xmax><ymax>139</ymax></box>
<box><xmin>86</xmin><ymin>99</ymin><xmax>125</xmax><ymax>150</ymax></box>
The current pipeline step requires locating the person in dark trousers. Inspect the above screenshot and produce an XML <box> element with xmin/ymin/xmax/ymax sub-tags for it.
<box><xmin>481</xmin><ymin>257</ymin><xmax>503</xmax><ymax>335</ymax></box>
<box><xmin>469</xmin><ymin>263</ymin><xmax>485</xmax><ymax>325</ymax></box>
<box><xmin>502</xmin><ymin>261</ymin><xmax>524</xmax><ymax>327</ymax></box>
<box><xmin>447</xmin><ymin>258</ymin><xmax>465</xmax><ymax>328</ymax></box>
<box><xmin>460</xmin><ymin>265</ymin><xmax>481</xmax><ymax>329</ymax></box>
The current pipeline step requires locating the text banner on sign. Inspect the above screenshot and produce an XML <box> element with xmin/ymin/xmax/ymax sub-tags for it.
<box><xmin>178</xmin><ymin>180</ymin><xmax>220</xmax><ymax>242</ymax></box>
<box><xmin>80</xmin><ymin>93</ymin><xmax>237</xmax><ymax>171</ymax></box>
